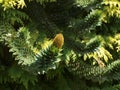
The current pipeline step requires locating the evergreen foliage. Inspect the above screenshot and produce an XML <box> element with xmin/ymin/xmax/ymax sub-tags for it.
<box><xmin>0</xmin><ymin>0</ymin><xmax>120</xmax><ymax>90</ymax></box>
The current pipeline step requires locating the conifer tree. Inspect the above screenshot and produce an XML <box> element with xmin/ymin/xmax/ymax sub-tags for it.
<box><xmin>0</xmin><ymin>0</ymin><xmax>120</xmax><ymax>90</ymax></box>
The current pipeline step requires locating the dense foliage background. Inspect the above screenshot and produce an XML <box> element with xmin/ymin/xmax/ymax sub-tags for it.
<box><xmin>0</xmin><ymin>0</ymin><xmax>120</xmax><ymax>90</ymax></box>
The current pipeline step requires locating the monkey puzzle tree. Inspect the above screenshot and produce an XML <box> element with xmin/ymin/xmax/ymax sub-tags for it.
<box><xmin>0</xmin><ymin>0</ymin><xmax>120</xmax><ymax>90</ymax></box>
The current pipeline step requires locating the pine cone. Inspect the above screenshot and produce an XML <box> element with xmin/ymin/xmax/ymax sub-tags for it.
<box><xmin>53</xmin><ymin>33</ymin><xmax>64</xmax><ymax>48</ymax></box>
